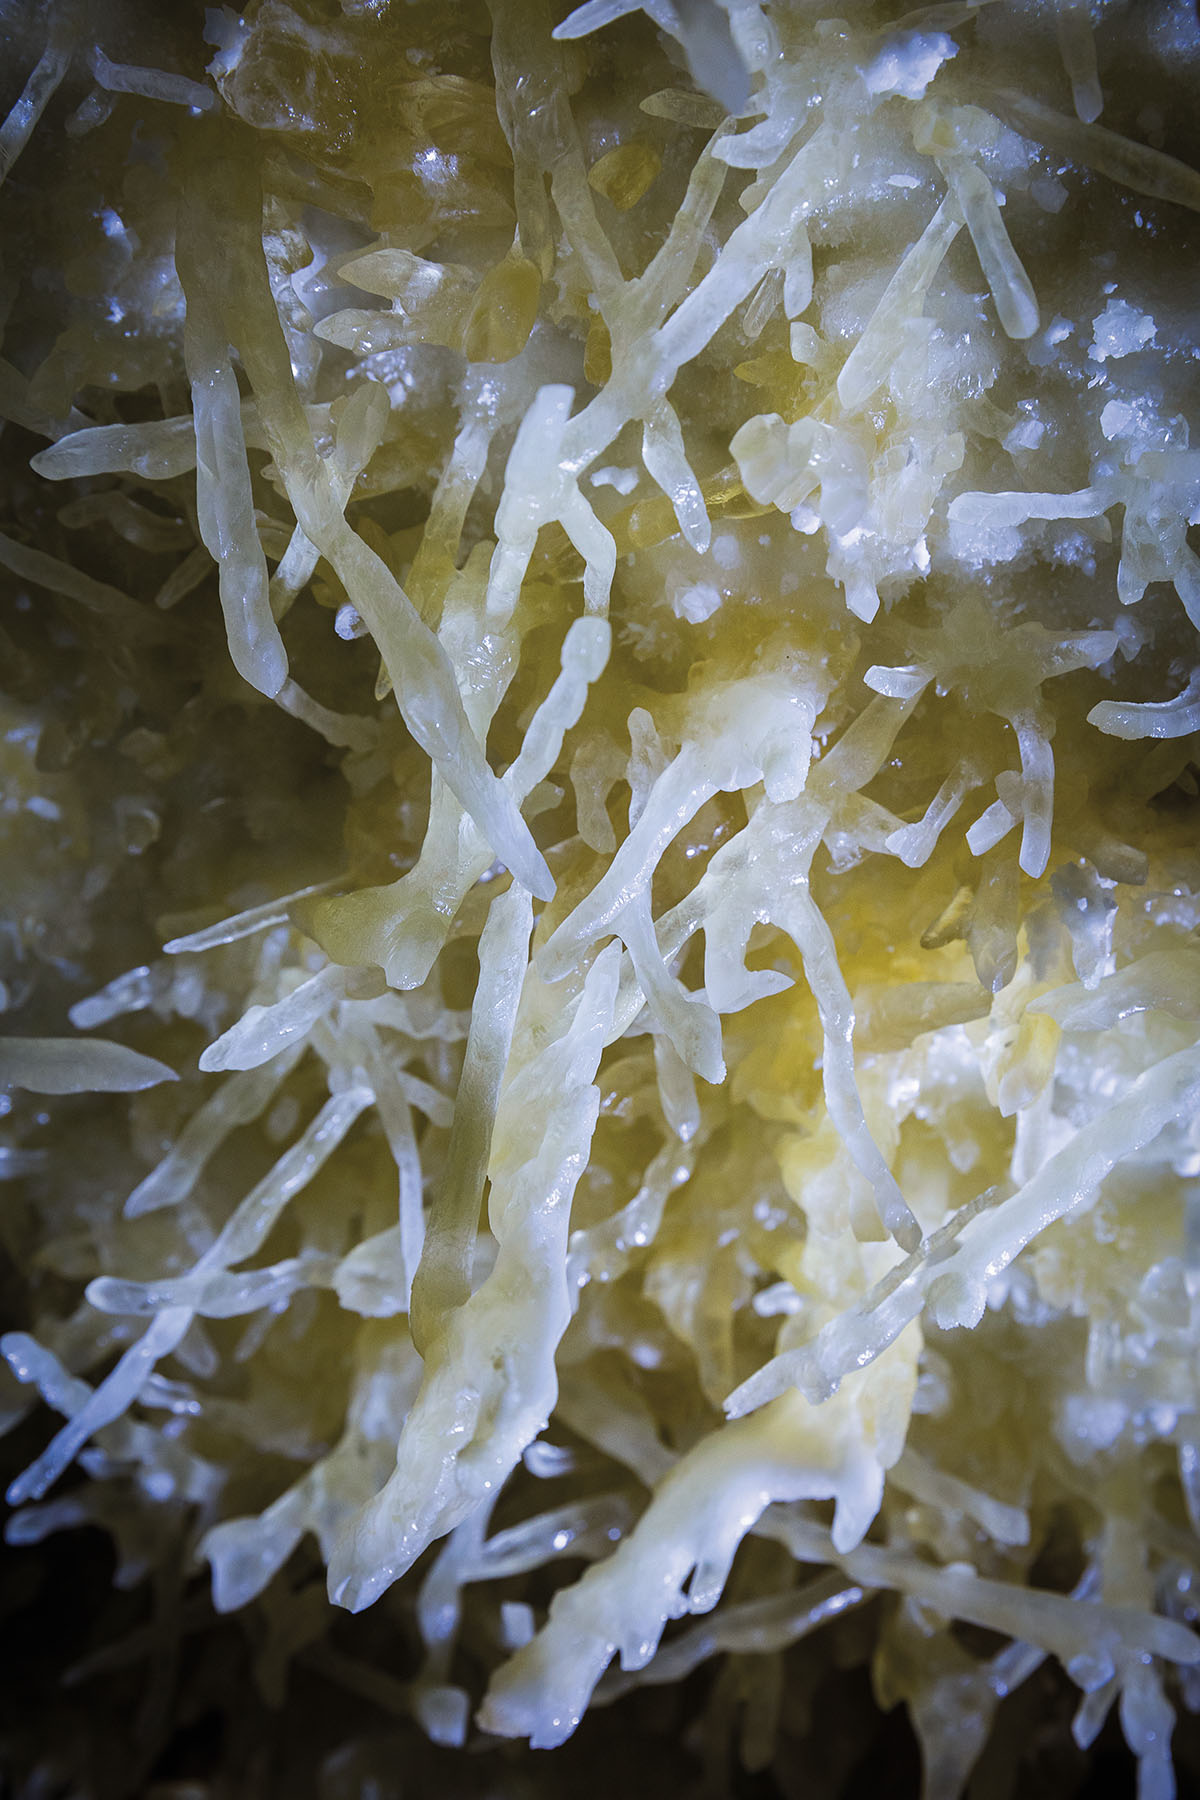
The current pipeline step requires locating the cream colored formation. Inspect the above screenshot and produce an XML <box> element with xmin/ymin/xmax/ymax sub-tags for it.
<box><xmin>2</xmin><ymin>0</ymin><xmax>1200</xmax><ymax>1790</ymax></box>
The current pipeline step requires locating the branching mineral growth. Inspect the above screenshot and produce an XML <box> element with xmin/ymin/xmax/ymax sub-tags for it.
<box><xmin>1</xmin><ymin>0</ymin><xmax>1200</xmax><ymax>1794</ymax></box>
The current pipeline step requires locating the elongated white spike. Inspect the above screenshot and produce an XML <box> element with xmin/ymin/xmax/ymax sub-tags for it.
<box><xmin>642</xmin><ymin>402</ymin><xmax>711</xmax><ymax>552</ymax></box>
<box><xmin>199</xmin><ymin>965</ymin><xmax>366</xmax><ymax>1074</ymax></box>
<box><xmin>542</xmin><ymin>748</ymin><xmax>716</xmax><ymax>979</ymax></box>
<box><xmin>998</xmin><ymin>94</ymin><xmax>1200</xmax><ymax>213</ymax></box>
<box><xmin>88</xmin><ymin>47</ymin><xmax>217</xmax><ymax>111</ymax></box>
<box><xmin>87</xmin><ymin>1254</ymin><xmax>333</xmax><ymax>1320</ymax></box>
<box><xmin>507</xmin><ymin>618</ymin><xmax>612</xmax><ymax>804</ymax></box>
<box><xmin>0</xmin><ymin>1037</ymin><xmax>176</xmax><ymax>1095</ymax></box>
<box><xmin>552</xmin><ymin>0</ymin><xmax>649</xmax><ymax>40</ymax></box>
<box><xmin>774</xmin><ymin>884</ymin><xmax>921</xmax><ymax>1253</ymax></box>
<box><xmin>126</xmin><ymin>1051</ymin><xmax>305</xmax><ymax>1217</ymax></box>
<box><xmin>622</xmin><ymin>889</ymin><xmax>725</xmax><ymax>1085</ymax></box>
<box><xmin>6</xmin><ymin>1309</ymin><xmax>192</xmax><ymax>1505</ymax></box>
<box><xmin>177</xmin><ymin>182</ymin><xmax>289</xmax><ymax>696</ymax></box>
<box><xmin>275</xmin><ymin>680</ymin><xmax>379</xmax><ymax>753</ymax></box>
<box><xmin>0</xmin><ymin>531</ymin><xmax>159</xmax><ymax>637</ymax></box>
<box><xmin>948</xmin><ymin>488</ymin><xmax>1110</xmax><ymax>529</ymax></box>
<box><xmin>967</xmin><ymin>796</ymin><xmax>1018</xmax><ymax>857</ymax></box>
<box><xmin>486</xmin><ymin>385</ymin><xmax>575</xmax><ymax>627</ymax></box>
<box><xmin>162</xmin><ymin>879</ymin><xmax>343</xmax><ymax>955</ymax></box>
<box><xmin>886</xmin><ymin>761</ymin><xmax>980</xmax><ymax>868</ymax></box>
<box><xmin>1089</xmin><ymin>672</ymin><xmax>1200</xmax><ymax>740</ymax></box>
<box><xmin>838</xmin><ymin>199</ymin><xmax>962</xmax><ymax>411</ymax></box>
<box><xmin>1013</xmin><ymin>711</ymin><xmax>1054</xmax><ymax>878</ymax></box>
<box><xmin>204</xmin><ymin>1086</ymin><xmax>372</xmax><ymax>1268</ymax></box>
<box><xmin>944</xmin><ymin>158</ymin><xmax>1039</xmax><ymax>340</ymax></box>
<box><xmin>410</xmin><ymin>883</ymin><xmax>533</xmax><ymax>1353</ymax></box>
<box><xmin>0</xmin><ymin>38</ymin><xmax>72</xmax><ymax>186</ymax></box>
<box><xmin>1054</xmin><ymin>0</ymin><xmax>1102</xmax><ymax>123</ymax></box>
<box><xmin>558</xmin><ymin>486</ymin><xmax>618</xmax><ymax>614</ymax></box>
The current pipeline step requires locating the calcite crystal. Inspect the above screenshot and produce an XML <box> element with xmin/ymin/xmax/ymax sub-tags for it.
<box><xmin>2</xmin><ymin>0</ymin><xmax>1200</xmax><ymax>1793</ymax></box>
